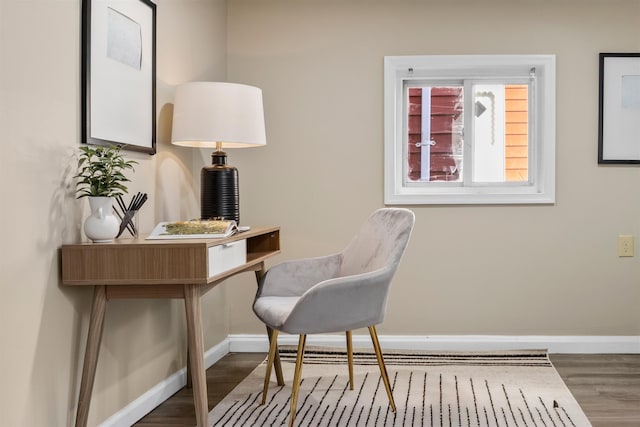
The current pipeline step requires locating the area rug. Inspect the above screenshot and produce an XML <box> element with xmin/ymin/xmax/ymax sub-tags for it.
<box><xmin>208</xmin><ymin>348</ymin><xmax>591</xmax><ymax>426</ymax></box>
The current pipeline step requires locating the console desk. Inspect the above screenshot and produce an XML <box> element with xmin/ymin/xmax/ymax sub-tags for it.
<box><xmin>61</xmin><ymin>226</ymin><xmax>284</xmax><ymax>427</ymax></box>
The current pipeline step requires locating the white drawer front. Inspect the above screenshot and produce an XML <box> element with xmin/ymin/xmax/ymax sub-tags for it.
<box><xmin>208</xmin><ymin>239</ymin><xmax>247</xmax><ymax>278</ymax></box>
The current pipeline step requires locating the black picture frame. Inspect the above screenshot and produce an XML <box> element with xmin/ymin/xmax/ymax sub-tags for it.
<box><xmin>598</xmin><ymin>52</ymin><xmax>640</xmax><ymax>164</ymax></box>
<box><xmin>82</xmin><ymin>0</ymin><xmax>156</xmax><ymax>154</ymax></box>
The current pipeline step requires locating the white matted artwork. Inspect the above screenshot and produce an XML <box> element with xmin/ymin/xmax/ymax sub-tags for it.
<box><xmin>82</xmin><ymin>0</ymin><xmax>156</xmax><ymax>154</ymax></box>
<box><xmin>598</xmin><ymin>53</ymin><xmax>640</xmax><ymax>164</ymax></box>
<box><xmin>106</xmin><ymin>7</ymin><xmax>142</xmax><ymax>69</ymax></box>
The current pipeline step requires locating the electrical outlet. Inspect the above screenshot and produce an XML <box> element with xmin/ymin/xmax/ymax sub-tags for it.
<box><xmin>618</xmin><ymin>235</ymin><xmax>634</xmax><ymax>257</ymax></box>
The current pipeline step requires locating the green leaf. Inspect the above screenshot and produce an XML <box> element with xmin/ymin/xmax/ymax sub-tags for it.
<box><xmin>73</xmin><ymin>144</ymin><xmax>137</xmax><ymax>197</ymax></box>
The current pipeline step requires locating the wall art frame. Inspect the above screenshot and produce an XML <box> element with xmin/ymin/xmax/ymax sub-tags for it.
<box><xmin>82</xmin><ymin>0</ymin><xmax>156</xmax><ymax>154</ymax></box>
<box><xmin>598</xmin><ymin>52</ymin><xmax>640</xmax><ymax>164</ymax></box>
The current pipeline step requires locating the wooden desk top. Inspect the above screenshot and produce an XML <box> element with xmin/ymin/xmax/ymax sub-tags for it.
<box><xmin>61</xmin><ymin>226</ymin><xmax>280</xmax><ymax>287</ymax></box>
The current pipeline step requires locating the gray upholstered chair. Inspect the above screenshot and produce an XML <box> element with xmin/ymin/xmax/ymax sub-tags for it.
<box><xmin>253</xmin><ymin>208</ymin><xmax>415</xmax><ymax>427</ymax></box>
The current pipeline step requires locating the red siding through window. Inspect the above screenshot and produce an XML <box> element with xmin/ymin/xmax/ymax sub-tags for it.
<box><xmin>407</xmin><ymin>87</ymin><xmax>463</xmax><ymax>181</ymax></box>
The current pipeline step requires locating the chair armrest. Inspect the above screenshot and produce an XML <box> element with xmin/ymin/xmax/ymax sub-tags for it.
<box><xmin>280</xmin><ymin>267</ymin><xmax>395</xmax><ymax>334</ymax></box>
<box><xmin>257</xmin><ymin>253</ymin><xmax>342</xmax><ymax>297</ymax></box>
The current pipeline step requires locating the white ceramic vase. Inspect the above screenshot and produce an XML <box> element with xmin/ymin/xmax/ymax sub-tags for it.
<box><xmin>84</xmin><ymin>196</ymin><xmax>119</xmax><ymax>243</ymax></box>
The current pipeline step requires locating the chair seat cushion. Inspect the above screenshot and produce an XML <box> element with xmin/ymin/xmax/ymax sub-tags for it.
<box><xmin>253</xmin><ymin>296</ymin><xmax>300</xmax><ymax>329</ymax></box>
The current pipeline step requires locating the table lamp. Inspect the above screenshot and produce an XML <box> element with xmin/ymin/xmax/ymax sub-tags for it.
<box><xmin>171</xmin><ymin>82</ymin><xmax>266</xmax><ymax>224</ymax></box>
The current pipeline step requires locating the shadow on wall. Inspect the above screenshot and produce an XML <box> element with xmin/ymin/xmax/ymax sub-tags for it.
<box><xmin>30</xmin><ymin>145</ymin><xmax>90</xmax><ymax>425</ymax></box>
<box><xmin>31</xmin><ymin>270</ymin><xmax>92</xmax><ymax>427</ymax></box>
<box><xmin>52</xmin><ymin>147</ymin><xmax>85</xmax><ymax>245</ymax></box>
<box><xmin>155</xmin><ymin>102</ymin><xmax>199</xmax><ymax>223</ymax></box>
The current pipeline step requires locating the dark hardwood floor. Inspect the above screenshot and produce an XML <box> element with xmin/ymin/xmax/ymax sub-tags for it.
<box><xmin>134</xmin><ymin>353</ymin><xmax>640</xmax><ymax>427</ymax></box>
<box><xmin>134</xmin><ymin>353</ymin><xmax>266</xmax><ymax>427</ymax></box>
<box><xmin>550</xmin><ymin>354</ymin><xmax>640</xmax><ymax>426</ymax></box>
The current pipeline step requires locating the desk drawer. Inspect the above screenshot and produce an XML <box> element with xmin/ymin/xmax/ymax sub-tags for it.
<box><xmin>208</xmin><ymin>239</ymin><xmax>247</xmax><ymax>278</ymax></box>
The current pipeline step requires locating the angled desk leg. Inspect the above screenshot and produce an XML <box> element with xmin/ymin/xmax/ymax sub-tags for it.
<box><xmin>184</xmin><ymin>284</ymin><xmax>208</xmax><ymax>427</ymax></box>
<box><xmin>255</xmin><ymin>267</ymin><xmax>284</xmax><ymax>386</ymax></box>
<box><xmin>75</xmin><ymin>285</ymin><xmax>107</xmax><ymax>427</ymax></box>
<box><xmin>186</xmin><ymin>348</ymin><xmax>192</xmax><ymax>389</ymax></box>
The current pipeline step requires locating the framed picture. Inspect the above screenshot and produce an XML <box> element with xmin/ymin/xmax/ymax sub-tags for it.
<box><xmin>82</xmin><ymin>0</ymin><xmax>156</xmax><ymax>154</ymax></box>
<box><xmin>598</xmin><ymin>53</ymin><xmax>640</xmax><ymax>164</ymax></box>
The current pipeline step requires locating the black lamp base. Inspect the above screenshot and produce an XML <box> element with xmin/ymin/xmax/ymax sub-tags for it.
<box><xmin>201</xmin><ymin>150</ymin><xmax>239</xmax><ymax>223</ymax></box>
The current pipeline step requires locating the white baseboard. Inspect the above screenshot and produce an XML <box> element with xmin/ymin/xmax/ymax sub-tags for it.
<box><xmin>228</xmin><ymin>333</ymin><xmax>640</xmax><ymax>354</ymax></box>
<box><xmin>99</xmin><ymin>334</ymin><xmax>639</xmax><ymax>426</ymax></box>
<box><xmin>98</xmin><ymin>338</ymin><xmax>230</xmax><ymax>427</ymax></box>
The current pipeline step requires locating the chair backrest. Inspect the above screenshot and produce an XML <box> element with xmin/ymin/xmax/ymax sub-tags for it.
<box><xmin>339</xmin><ymin>208</ymin><xmax>415</xmax><ymax>277</ymax></box>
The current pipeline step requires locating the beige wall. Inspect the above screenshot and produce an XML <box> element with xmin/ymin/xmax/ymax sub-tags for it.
<box><xmin>0</xmin><ymin>0</ymin><xmax>227</xmax><ymax>426</ymax></box>
<box><xmin>226</xmin><ymin>0</ymin><xmax>640</xmax><ymax>336</ymax></box>
<box><xmin>1</xmin><ymin>1</ymin><xmax>639</xmax><ymax>426</ymax></box>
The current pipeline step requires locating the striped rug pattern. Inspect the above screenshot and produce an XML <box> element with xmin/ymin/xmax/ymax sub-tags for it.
<box><xmin>208</xmin><ymin>349</ymin><xmax>591</xmax><ymax>427</ymax></box>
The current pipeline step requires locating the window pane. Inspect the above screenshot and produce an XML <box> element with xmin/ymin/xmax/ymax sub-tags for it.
<box><xmin>407</xmin><ymin>86</ymin><xmax>464</xmax><ymax>182</ymax></box>
<box><xmin>472</xmin><ymin>83</ymin><xmax>529</xmax><ymax>183</ymax></box>
<box><xmin>504</xmin><ymin>84</ymin><xmax>528</xmax><ymax>182</ymax></box>
<box><xmin>473</xmin><ymin>84</ymin><xmax>505</xmax><ymax>182</ymax></box>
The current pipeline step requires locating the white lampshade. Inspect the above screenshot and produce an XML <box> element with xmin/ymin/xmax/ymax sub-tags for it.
<box><xmin>171</xmin><ymin>81</ymin><xmax>266</xmax><ymax>148</ymax></box>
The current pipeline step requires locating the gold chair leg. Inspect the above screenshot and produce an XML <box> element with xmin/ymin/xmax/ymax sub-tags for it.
<box><xmin>289</xmin><ymin>334</ymin><xmax>307</xmax><ymax>427</ymax></box>
<box><xmin>368</xmin><ymin>325</ymin><xmax>396</xmax><ymax>412</ymax></box>
<box><xmin>346</xmin><ymin>330</ymin><xmax>354</xmax><ymax>390</ymax></box>
<box><xmin>261</xmin><ymin>329</ymin><xmax>279</xmax><ymax>405</ymax></box>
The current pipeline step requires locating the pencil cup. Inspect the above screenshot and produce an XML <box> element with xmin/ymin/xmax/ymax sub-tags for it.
<box><xmin>132</xmin><ymin>211</ymin><xmax>140</xmax><ymax>238</ymax></box>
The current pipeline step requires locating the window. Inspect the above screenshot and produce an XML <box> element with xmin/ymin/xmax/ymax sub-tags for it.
<box><xmin>384</xmin><ymin>55</ymin><xmax>556</xmax><ymax>204</ymax></box>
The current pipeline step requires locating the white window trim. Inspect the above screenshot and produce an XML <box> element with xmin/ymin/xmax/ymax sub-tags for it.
<box><xmin>384</xmin><ymin>54</ymin><xmax>556</xmax><ymax>205</ymax></box>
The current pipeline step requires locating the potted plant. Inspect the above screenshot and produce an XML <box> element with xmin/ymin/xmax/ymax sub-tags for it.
<box><xmin>74</xmin><ymin>145</ymin><xmax>137</xmax><ymax>242</ymax></box>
